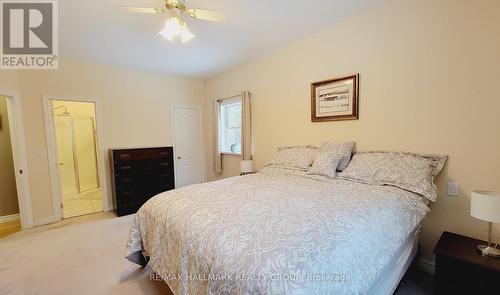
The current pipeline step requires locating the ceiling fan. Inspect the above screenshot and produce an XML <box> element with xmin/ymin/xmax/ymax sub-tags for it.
<box><xmin>121</xmin><ymin>0</ymin><xmax>227</xmax><ymax>43</ymax></box>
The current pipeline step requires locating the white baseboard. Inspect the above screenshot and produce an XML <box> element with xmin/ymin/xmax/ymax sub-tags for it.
<box><xmin>417</xmin><ymin>258</ymin><xmax>435</xmax><ymax>274</ymax></box>
<box><xmin>0</xmin><ymin>213</ymin><xmax>20</xmax><ymax>223</ymax></box>
<box><xmin>34</xmin><ymin>215</ymin><xmax>59</xmax><ymax>226</ymax></box>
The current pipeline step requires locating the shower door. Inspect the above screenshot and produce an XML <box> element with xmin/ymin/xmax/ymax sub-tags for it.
<box><xmin>54</xmin><ymin>116</ymin><xmax>78</xmax><ymax>196</ymax></box>
<box><xmin>54</xmin><ymin>115</ymin><xmax>99</xmax><ymax>196</ymax></box>
<box><xmin>73</xmin><ymin>117</ymin><xmax>99</xmax><ymax>192</ymax></box>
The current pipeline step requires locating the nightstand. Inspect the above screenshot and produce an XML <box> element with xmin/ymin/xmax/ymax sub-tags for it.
<box><xmin>433</xmin><ymin>231</ymin><xmax>500</xmax><ymax>294</ymax></box>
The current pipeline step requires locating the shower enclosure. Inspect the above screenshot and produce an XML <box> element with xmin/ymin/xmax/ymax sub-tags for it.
<box><xmin>53</xmin><ymin>114</ymin><xmax>99</xmax><ymax>197</ymax></box>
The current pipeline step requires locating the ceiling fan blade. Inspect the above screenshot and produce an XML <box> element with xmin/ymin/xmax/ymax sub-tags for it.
<box><xmin>186</xmin><ymin>8</ymin><xmax>227</xmax><ymax>23</ymax></box>
<box><xmin>121</xmin><ymin>6</ymin><xmax>165</xmax><ymax>14</ymax></box>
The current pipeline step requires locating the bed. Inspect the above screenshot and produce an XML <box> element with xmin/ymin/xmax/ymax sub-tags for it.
<box><xmin>125</xmin><ymin>166</ymin><xmax>430</xmax><ymax>295</ymax></box>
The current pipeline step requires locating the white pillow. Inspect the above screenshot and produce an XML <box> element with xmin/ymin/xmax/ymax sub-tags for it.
<box><xmin>307</xmin><ymin>152</ymin><xmax>343</xmax><ymax>178</ymax></box>
<box><xmin>267</xmin><ymin>146</ymin><xmax>319</xmax><ymax>170</ymax></box>
<box><xmin>338</xmin><ymin>151</ymin><xmax>447</xmax><ymax>201</ymax></box>
<box><xmin>320</xmin><ymin>141</ymin><xmax>356</xmax><ymax>171</ymax></box>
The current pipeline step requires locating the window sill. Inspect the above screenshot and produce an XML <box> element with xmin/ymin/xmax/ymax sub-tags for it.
<box><xmin>221</xmin><ymin>152</ymin><xmax>241</xmax><ymax>157</ymax></box>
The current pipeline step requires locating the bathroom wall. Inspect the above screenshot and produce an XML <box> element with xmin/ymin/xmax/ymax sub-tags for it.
<box><xmin>0</xmin><ymin>96</ymin><xmax>19</xmax><ymax>217</ymax></box>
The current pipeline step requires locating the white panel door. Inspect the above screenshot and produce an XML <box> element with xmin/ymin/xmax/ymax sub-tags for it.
<box><xmin>172</xmin><ymin>107</ymin><xmax>203</xmax><ymax>188</ymax></box>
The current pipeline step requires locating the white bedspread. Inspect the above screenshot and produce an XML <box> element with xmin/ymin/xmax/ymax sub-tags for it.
<box><xmin>125</xmin><ymin>167</ymin><xmax>429</xmax><ymax>295</ymax></box>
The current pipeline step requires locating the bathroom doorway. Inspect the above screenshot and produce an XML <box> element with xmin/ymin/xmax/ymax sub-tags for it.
<box><xmin>48</xmin><ymin>100</ymin><xmax>104</xmax><ymax>218</ymax></box>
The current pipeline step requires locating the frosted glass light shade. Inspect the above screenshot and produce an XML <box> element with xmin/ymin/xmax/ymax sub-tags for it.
<box><xmin>180</xmin><ymin>23</ymin><xmax>194</xmax><ymax>43</ymax></box>
<box><xmin>471</xmin><ymin>190</ymin><xmax>500</xmax><ymax>223</ymax></box>
<box><xmin>159</xmin><ymin>17</ymin><xmax>195</xmax><ymax>43</ymax></box>
<box><xmin>240</xmin><ymin>160</ymin><xmax>254</xmax><ymax>173</ymax></box>
<box><xmin>159</xmin><ymin>17</ymin><xmax>182</xmax><ymax>41</ymax></box>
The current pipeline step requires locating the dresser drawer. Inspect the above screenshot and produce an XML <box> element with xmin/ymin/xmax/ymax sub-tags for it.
<box><xmin>116</xmin><ymin>200</ymin><xmax>139</xmax><ymax>216</ymax></box>
<box><xmin>114</xmin><ymin>148</ymin><xmax>172</xmax><ymax>161</ymax></box>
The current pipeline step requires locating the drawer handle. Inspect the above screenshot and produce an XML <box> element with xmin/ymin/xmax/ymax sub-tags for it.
<box><xmin>121</xmin><ymin>166</ymin><xmax>132</xmax><ymax>170</ymax></box>
<box><xmin>122</xmin><ymin>191</ymin><xmax>134</xmax><ymax>195</ymax></box>
<box><xmin>159</xmin><ymin>152</ymin><xmax>168</xmax><ymax>155</ymax></box>
<box><xmin>122</xmin><ymin>178</ymin><xmax>132</xmax><ymax>183</ymax></box>
<box><xmin>160</xmin><ymin>162</ymin><xmax>169</xmax><ymax>166</ymax></box>
<box><xmin>119</xmin><ymin>154</ymin><xmax>131</xmax><ymax>159</ymax></box>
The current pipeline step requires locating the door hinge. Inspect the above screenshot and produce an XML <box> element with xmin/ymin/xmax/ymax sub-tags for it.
<box><xmin>19</xmin><ymin>169</ymin><xmax>23</xmax><ymax>174</ymax></box>
<box><xmin>60</xmin><ymin>203</ymin><xmax>64</xmax><ymax>209</ymax></box>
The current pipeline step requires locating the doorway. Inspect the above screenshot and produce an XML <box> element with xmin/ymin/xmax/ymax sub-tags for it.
<box><xmin>47</xmin><ymin>99</ymin><xmax>104</xmax><ymax>219</ymax></box>
<box><xmin>171</xmin><ymin>105</ymin><xmax>204</xmax><ymax>187</ymax></box>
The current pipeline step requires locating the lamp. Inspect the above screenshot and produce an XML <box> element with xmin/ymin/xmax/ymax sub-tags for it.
<box><xmin>159</xmin><ymin>17</ymin><xmax>194</xmax><ymax>43</ymax></box>
<box><xmin>240</xmin><ymin>160</ymin><xmax>254</xmax><ymax>175</ymax></box>
<box><xmin>471</xmin><ymin>190</ymin><xmax>500</xmax><ymax>257</ymax></box>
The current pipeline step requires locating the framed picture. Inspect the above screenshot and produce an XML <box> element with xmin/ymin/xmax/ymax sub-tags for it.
<box><xmin>311</xmin><ymin>74</ymin><xmax>359</xmax><ymax>122</ymax></box>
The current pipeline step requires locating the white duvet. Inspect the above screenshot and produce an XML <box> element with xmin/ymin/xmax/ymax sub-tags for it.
<box><xmin>125</xmin><ymin>167</ymin><xmax>429</xmax><ymax>295</ymax></box>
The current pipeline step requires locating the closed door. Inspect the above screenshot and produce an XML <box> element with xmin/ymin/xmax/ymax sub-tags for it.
<box><xmin>172</xmin><ymin>107</ymin><xmax>203</xmax><ymax>187</ymax></box>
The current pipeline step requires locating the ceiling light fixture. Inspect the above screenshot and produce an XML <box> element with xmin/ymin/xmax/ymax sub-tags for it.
<box><xmin>123</xmin><ymin>0</ymin><xmax>226</xmax><ymax>44</ymax></box>
<box><xmin>159</xmin><ymin>16</ymin><xmax>194</xmax><ymax>43</ymax></box>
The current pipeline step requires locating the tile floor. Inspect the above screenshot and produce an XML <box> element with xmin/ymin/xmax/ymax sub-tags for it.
<box><xmin>62</xmin><ymin>189</ymin><xmax>103</xmax><ymax>218</ymax></box>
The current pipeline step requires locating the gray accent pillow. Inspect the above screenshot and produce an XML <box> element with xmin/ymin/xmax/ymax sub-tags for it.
<box><xmin>307</xmin><ymin>152</ymin><xmax>343</xmax><ymax>179</ymax></box>
<box><xmin>267</xmin><ymin>145</ymin><xmax>319</xmax><ymax>171</ymax></box>
<box><xmin>337</xmin><ymin>151</ymin><xmax>447</xmax><ymax>202</ymax></box>
<box><xmin>320</xmin><ymin>141</ymin><xmax>356</xmax><ymax>171</ymax></box>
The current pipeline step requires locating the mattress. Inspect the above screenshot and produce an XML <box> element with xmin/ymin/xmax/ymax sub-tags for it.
<box><xmin>125</xmin><ymin>167</ymin><xmax>429</xmax><ymax>294</ymax></box>
<box><xmin>367</xmin><ymin>227</ymin><xmax>420</xmax><ymax>295</ymax></box>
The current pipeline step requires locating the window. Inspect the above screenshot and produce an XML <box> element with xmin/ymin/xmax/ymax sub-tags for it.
<box><xmin>219</xmin><ymin>98</ymin><xmax>242</xmax><ymax>154</ymax></box>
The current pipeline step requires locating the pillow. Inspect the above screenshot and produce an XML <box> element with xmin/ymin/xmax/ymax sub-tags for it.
<box><xmin>337</xmin><ymin>151</ymin><xmax>447</xmax><ymax>201</ymax></box>
<box><xmin>320</xmin><ymin>141</ymin><xmax>356</xmax><ymax>171</ymax></box>
<box><xmin>267</xmin><ymin>145</ymin><xmax>319</xmax><ymax>170</ymax></box>
<box><xmin>307</xmin><ymin>152</ymin><xmax>343</xmax><ymax>178</ymax></box>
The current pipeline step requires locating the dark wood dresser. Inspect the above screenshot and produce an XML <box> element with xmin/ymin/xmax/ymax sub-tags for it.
<box><xmin>110</xmin><ymin>147</ymin><xmax>175</xmax><ymax>216</ymax></box>
<box><xmin>434</xmin><ymin>231</ymin><xmax>500</xmax><ymax>294</ymax></box>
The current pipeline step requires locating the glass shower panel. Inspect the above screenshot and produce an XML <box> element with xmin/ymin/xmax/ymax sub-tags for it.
<box><xmin>73</xmin><ymin>117</ymin><xmax>99</xmax><ymax>192</ymax></box>
<box><xmin>54</xmin><ymin>116</ymin><xmax>78</xmax><ymax>196</ymax></box>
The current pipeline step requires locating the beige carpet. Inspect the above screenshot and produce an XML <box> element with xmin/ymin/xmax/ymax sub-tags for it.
<box><xmin>0</xmin><ymin>212</ymin><xmax>171</xmax><ymax>295</ymax></box>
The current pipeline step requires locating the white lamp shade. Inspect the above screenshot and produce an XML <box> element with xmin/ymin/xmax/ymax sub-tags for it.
<box><xmin>240</xmin><ymin>160</ymin><xmax>254</xmax><ymax>173</ymax></box>
<box><xmin>471</xmin><ymin>190</ymin><xmax>500</xmax><ymax>223</ymax></box>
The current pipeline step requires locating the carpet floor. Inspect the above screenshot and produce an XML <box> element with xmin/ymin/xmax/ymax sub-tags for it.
<box><xmin>0</xmin><ymin>212</ymin><xmax>433</xmax><ymax>295</ymax></box>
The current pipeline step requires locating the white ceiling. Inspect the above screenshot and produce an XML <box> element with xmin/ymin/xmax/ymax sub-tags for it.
<box><xmin>60</xmin><ymin>0</ymin><xmax>383</xmax><ymax>78</ymax></box>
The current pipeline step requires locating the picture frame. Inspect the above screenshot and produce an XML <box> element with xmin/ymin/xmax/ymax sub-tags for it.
<box><xmin>311</xmin><ymin>74</ymin><xmax>359</xmax><ymax>122</ymax></box>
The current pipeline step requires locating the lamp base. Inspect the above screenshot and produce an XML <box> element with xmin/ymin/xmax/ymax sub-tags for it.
<box><xmin>477</xmin><ymin>244</ymin><xmax>500</xmax><ymax>257</ymax></box>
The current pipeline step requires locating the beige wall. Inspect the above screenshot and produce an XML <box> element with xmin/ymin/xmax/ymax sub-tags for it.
<box><xmin>203</xmin><ymin>0</ymin><xmax>500</xmax><ymax>264</ymax></box>
<box><xmin>1</xmin><ymin>59</ymin><xmax>204</xmax><ymax>223</ymax></box>
<box><xmin>0</xmin><ymin>96</ymin><xmax>19</xmax><ymax>216</ymax></box>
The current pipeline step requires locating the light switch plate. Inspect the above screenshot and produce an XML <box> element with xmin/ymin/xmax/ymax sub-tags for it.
<box><xmin>448</xmin><ymin>182</ymin><xmax>459</xmax><ymax>196</ymax></box>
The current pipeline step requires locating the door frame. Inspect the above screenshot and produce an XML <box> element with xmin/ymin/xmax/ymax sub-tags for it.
<box><xmin>42</xmin><ymin>95</ymin><xmax>109</xmax><ymax>221</ymax></box>
<box><xmin>170</xmin><ymin>105</ymin><xmax>205</xmax><ymax>187</ymax></box>
<box><xmin>1</xmin><ymin>89</ymin><xmax>34</xmax><ymax>229</ymax></box>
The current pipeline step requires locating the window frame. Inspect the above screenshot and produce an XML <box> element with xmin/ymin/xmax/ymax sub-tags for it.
<box><xmin>218</xmin><ymin>97</ymin><xmax>242</xmax><ymax>156</ymax></box>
